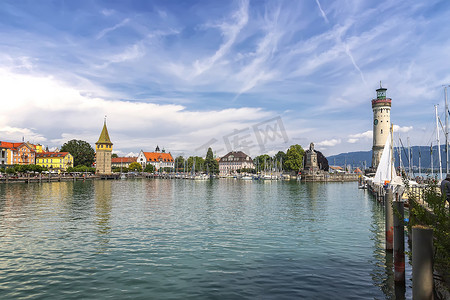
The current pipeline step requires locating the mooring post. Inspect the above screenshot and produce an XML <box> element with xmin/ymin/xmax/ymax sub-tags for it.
<box><xmin>385</xmin><ymin>188</ymin><xmax>394</xmax><ymax>252</ymax></box>
<box><xmin>393</xmin><ymin>200</ymin><xmax>405</xmax><ymax>282</ymax></box>
<box><xmin>412</xmin><ymin>226</ymin><xmax>434</xmax><ymax>300</ymax></box>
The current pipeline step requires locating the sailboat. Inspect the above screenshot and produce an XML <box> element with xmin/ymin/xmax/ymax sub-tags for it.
<box><xmin>373</xmin><ymin>129</ymin><xmax>396</xmax><ymax>185</ymax></box>
<box><xmin>373</xmin><ymin>126</ymin><xmax>404</xmax><ymax>187</ymax></box>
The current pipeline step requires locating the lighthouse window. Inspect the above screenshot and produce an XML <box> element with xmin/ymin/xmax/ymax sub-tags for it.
<box><xmin>381</xmin><ymin>129</ymin><xmax>383</xmax><ymax>134</ymax></box>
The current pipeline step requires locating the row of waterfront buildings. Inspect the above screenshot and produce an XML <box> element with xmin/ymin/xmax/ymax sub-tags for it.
<box><xmin>0</xmin><ymin>121</ymin><xmax>256</xmax><ymax>176</ymax></box>
<box><xmin>0</xmin><ymin>141</ymin><xmax>74</xmax><ymax>171</ymax></box>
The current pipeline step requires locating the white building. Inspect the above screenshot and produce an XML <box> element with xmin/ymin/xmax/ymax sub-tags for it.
<box><xmin>219</xmin><ymin>151</ymin><xmax>254</xmax><ymax>176</ymax></box>
<box><xmin>137</xmin><ymin>146</ymin><xmax>174</xmax><ymax>171</ymax></box>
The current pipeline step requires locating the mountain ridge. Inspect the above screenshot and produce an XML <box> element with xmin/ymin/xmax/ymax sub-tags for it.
<box><xmin>327</xmin><ymin>145</ymin><xmax>448</xmax><ymax>170</ymax></box>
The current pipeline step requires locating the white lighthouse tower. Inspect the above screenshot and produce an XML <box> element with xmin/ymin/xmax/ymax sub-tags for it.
<box><xmin>371</xmin><ymin>83</ymin><xmax>392</xmax><ymax>169</ymax></box>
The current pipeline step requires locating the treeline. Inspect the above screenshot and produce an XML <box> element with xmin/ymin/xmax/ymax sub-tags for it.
<box><xmin>0</xmin><ymin>164</ymin><xmax>49</xmax><ymax>174</ymax></box>
<box><xmin>253</xmin><ymin>144</ymin><xmax>305</xmax><ymax>172</ymax></box>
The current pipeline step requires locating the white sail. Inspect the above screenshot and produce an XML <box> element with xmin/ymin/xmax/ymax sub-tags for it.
<box><xmin>373</xmin><ymin>131</ymin><xmax>396</xmax><ymax>184</ymax></box>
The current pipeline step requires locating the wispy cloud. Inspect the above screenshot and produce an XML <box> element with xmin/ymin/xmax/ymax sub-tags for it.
<box><xmin>193</xmin><ymin>0</ymin><xmax>249</xmax><ymax>77</ymax></box>
<box><xmin>96</xmin><ymin>18</ymin><xmax>130</xmax><ymax>40</ymax></box>
<box><xmin>315</xmin><ymin>0</ymin><xmax>329</xmax><ymax>23</ymax></box>
<box><xmin>0</xmin><ymin>0</ymin><xmax>448</xmax><ymax>156</ymax></box>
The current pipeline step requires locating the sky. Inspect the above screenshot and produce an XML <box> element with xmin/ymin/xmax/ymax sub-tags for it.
<box><xmin>0</xmin><ymin>0</ymin><xmax>449</xmax><ymax>158</ymax></box>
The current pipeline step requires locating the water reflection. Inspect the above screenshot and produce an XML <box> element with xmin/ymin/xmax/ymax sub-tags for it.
<box><xmin>94</xmin><ymin>180</ymin><xmax>112</xmax><ymax>253</ymax></box>
<box><xmin>369</xmin><ymin>193</ymin><xmax>407</xmax><ymax>299</ymax></box>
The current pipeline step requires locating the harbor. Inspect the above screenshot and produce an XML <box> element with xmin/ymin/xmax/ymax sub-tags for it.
<box><xmin>0</xmin><ymin>179</ymin><xmax>412</xmax><ymax>299</ymax></box>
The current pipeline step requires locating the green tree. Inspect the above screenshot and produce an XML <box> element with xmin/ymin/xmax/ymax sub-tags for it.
<box><xmin>274</xmin><ymin>151</ymin><xmax>286</xmax><ymax>171</ymax></box>
<box><xmin>111</xmin><ymin>153</ymin><xmax>118</xmax><ymax>158</ymax></box>
<box><xmin>175</xmin><ymin>156</ymin><xmax>185</xmax><ymax>172</ymax></box>
<box><xmin>284</xmin><ymin>144</ymin><xmax>305</xmax><ymax>171</ymax></box>
<box><xmin>60</xmin><ymin>139</ymin><xmax>95</xmax><ymax>167</ymax></box>
<box><xmin>129</xmin><ymin>162</ymin><xmax>143</xmax><ymax>172</ymax></box>
<box><xmin>187</xmin><ymin>156</ymin><xmax>204</xmax><ymax>172</ymax></box>
<box><xmin>204</xmin><ymin>147</ymin><xmax>219</xmax><ymax>174</ymax></box>
<box><xmin>254</xmin><ymin>154</ymin><xmax>271</xmax><ymax>172</ymax></box>
<box><xmin>6</xmin><ymin>167</ymin><xmax>16</xmax><ymax>175</ymax></box>
<box><xmin>144</xmin><ymin>164</ymin><xmax>155</xmax><ymax>173</ymax></box>
<box><xmin>112</xmin><ymin>167</ymin><xmax>128</xmax><ymax>173</ymax></box>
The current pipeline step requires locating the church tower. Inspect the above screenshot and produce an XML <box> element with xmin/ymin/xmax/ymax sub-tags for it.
<box><xmin>95</xmin><ymin>120</ymin><xmax>113</xmax><ymax>175</ymax></box>
<box><xmin>371</xmin><ymin>83</ymin><xmax>391</xmax><ymax>169</ymax></box>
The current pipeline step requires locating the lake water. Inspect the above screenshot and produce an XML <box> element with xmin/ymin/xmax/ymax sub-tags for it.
<box><xmin>0</xmin><ymin>179</ymin><xmax>411</xmax><ymax>299</ymax></box>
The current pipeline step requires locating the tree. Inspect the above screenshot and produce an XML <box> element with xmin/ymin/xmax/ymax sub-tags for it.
<box><xmin>6</xmin><ymin>167</ymin><xmax>16</xmax><ymax>175</ymax></box>
<box><xmin>187</xmin><ymin>156</ymin><xmax>204</xmax><ymax>172</ymax></box>
<box><xmin>144</xmin><ymin>164</ymin><xmax>155</xmax><ymax>173</ymax></box>
<box><xmin>129</xmin><ymin>162</ymin><xmax>143</xmax><ymax>172</ymax></box>
<box><xmin>254</xmin><ymin>154</ymin><xmax>271</xmax><ymax>172</ymax></box>
<box><xmin>111</xmin><ymin>153</ymin><xmax>118</xmax><ymax>158</ymax></box>
<box><xmin>274</xmin><ymin>151</ymin><xmax>286</xmax><ymax>171</ymax></box>
<box><xmin>60</xmin><ymin>139</ymin><xmax>95</xmax><ymax>167</ymax></box>
<box><xmin>204</xmin><ymin>147</ymin><xmax>219</xmax><ymax>174</ymax></box>
<box><xmin>112</xmin><ymin>167</ymin><xmax>128</xmax><ymax>173</ymax></box>
<box><xmin>175</xmin><ymin>156</ymin><xmax>185</xmax><ymax>172</ymax></box>
<box><xmin>284</xmin><ymin>144</ymin><xmax>305</xmax><ymax>171</ymax></box>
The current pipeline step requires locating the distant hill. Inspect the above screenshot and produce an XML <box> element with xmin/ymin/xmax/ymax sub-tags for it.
<box><xmin>327</xmin><ymin>146</ymin><xmax>449</xmax><ymax>170</ymax></box>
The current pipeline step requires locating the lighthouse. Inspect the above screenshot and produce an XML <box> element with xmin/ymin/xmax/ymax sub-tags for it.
<box><xmin>371</xmin><ymin>83</ymin><xmax>391</xmax><ymax>169</ymax></box>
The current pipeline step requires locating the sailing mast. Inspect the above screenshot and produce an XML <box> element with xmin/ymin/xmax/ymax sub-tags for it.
<box><xmin>390</xmin><ymin>124</ymin><xmax>394</xmax><ymax>181</ymax></box>
<box><xmin>445</xmin><ymin>85</ymin><xmax>449</xmax><ymax>174</ymax></box>
<box><xmin>407</xmin><ymin>137</ymin><xmax>411</xmax><ymax>178</ymax></box>
<box><xmin>431</xmin><ymin>143</ymin><xmax>434</xmax><ymax>177</ymax></box>
<box><xmin>435</xmin><ymin>105</ymin><xmax>443</xmax><ymax>180</ymax></box>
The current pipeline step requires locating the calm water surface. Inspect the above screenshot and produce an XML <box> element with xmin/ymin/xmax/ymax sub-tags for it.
<box><xmin>0</xmin><ymin>179</ymin><xmax>411</xmax><ymax>299</ymax></box>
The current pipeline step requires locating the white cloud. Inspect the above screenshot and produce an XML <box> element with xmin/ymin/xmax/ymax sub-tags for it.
<box><xmin>393</xmin><ymin>125</ymin><xmax>413</xmax><ymax>133</ymax></box>
<box><xmin>316</xmin><ymin>138</ymin><xmax>341</xmax><ymax>147</ymax></box>
<box><xmin>0</xmin><ymin>68</ymin><xmax>271</xmax><ymax>155</ymax></box>
<box><xmin>0</xmin><ymin>126</ymin><xmax>47</xmax><ymax>144</ymax></box>
<box><xmin>347</xmin><ymin>130</ymin><xmax>372</xmax><ymax>143</ymax></box>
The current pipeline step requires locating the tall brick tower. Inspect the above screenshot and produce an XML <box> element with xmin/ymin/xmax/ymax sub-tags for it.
<box><xmin>371</xmin><ymin>83</ymin><xmax>391</xmax><ymax>169</ymax></box>
<box><xmin>95</xmin><ymin>119</ymin><xmax>113</xmax><ymax>175</ymax></box>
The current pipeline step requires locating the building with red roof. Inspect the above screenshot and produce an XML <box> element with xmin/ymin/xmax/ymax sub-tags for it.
<box><xmin>36</xmin><ymin>152</ymin><xmax>73</xmax><ymax>171</ymax></box>
<box><xmin>111</xmin><ymin>157</ymin><xmax>137</xmax><ymax>169</ymax></box>
<box><xmin>137</xmin><ymin>146</ymin><xmax>174</xmax><ymax>171</ymax></box>
<box><xmin>0</xmin><ymin>141</ymin><xmax>37</xmax><ymax>166</ymax></box>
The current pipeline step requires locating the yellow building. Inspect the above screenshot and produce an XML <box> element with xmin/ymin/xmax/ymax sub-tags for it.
<box><xmin>36</xmin><ymin>152</ymin><xmax>73</xmax><ymax>172</ymax></box>
<box><xmin>95</xmin><ymin>121</ymin><xmax>113</xmax><ymax>175</ymax></box>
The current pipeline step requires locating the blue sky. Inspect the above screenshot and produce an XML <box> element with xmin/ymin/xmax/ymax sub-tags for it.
<box><xmin>0</xmin><ymin>0</ymin><xmax>449</xmax><ymax>158</ymax></box>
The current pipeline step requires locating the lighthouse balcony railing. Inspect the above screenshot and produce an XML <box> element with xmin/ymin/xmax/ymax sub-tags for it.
<box><xmin>371</xmin><ymin>98</ymin><xmax>392</xmax><ymax>105</ymax></box>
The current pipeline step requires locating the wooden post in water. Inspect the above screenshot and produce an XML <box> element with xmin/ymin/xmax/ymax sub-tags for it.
<box><xmin>385</xmin><ymin>188</ymin><xmax>394</xmax><ymax>252</ymax></box>
<box><xmin>393</xmin><ymin>200</ymin><xmax>405</xmax><ymax>282</ymax></box>
<box><xmin>412</xmin><ymin>226</ymin><xmax>434</xmax><ymax>300</ymax></box>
